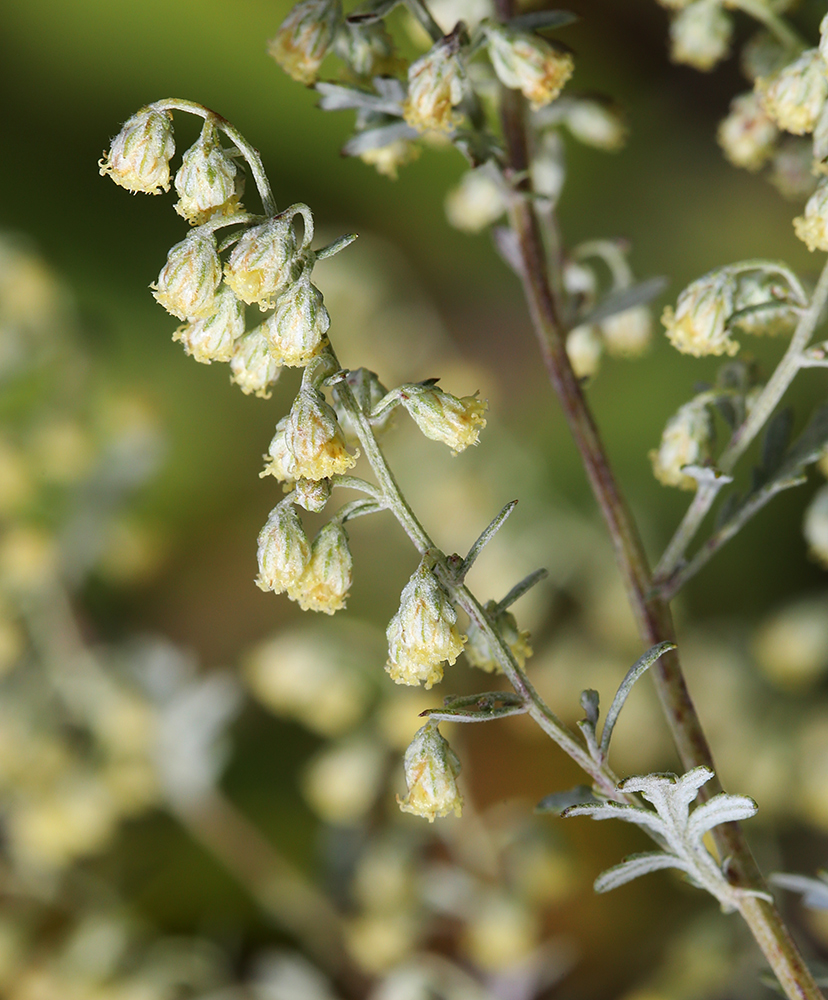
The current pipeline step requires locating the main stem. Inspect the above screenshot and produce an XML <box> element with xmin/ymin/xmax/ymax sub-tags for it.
<box><xmin>496</xmin><ymin>77</ymin><xmax>823</xmax><ymax>1000</ymax></box>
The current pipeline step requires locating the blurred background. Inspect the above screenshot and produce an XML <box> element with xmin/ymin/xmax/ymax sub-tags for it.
<box><xmin>3</xmin><ymin>0</ymin><xmax>828</xmax><ymax>997</ymax></box>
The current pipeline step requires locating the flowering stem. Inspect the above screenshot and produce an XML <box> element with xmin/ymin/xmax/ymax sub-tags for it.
<box><xmin>150</xmin><ymin>99</ymin><xmax>278</xmax><ymax>216</ymax></box>
<box><xmin>494</xmin><ymin>60</ymin><xmax>824</xmax><ymax>1000</ymax></box>
<box><xmin>653</xmin><ymin>255</ymin><xmax>828</xmax><ymax>590</ymax></box>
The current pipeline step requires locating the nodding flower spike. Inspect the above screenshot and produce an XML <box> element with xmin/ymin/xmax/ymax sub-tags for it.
<box><xmin>99</xmin><ymin>107</ymin><xmax>175</xmax><ymax>195</ymax></box>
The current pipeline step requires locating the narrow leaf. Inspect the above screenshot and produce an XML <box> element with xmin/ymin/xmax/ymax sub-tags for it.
<box><xmin>594</xmin><ymin>851</ymin><xmax>688</xmax><ymax>893</ymax></box>
<box><xmin>599</xmin><ymin>642</ymin><xmax>675</xmax><ymax>757</ymax></box>
<box><xmin>761</xmin><ymin>407</ymin><xmax>794</xmax><ymax>477</ymax></box>
<box><xmin>563</xmin><ymin>801</ymin><xmax>668</xmax><ymax>840</ymax></box>
<box><xmin>535</xmin><ymin>785</ymin><xmax>599</xmax><ymax>814</ymax></box>
<box><xmin>423</xmin><ymin>703</ymin><xmax>529</xmax><ymax>722</ymax></box>
<box><xmin>492</xmin><ymin>226</ymin><xmax>524</xmax><ymax>278</ymax></box>
<box><xmin>498</xmin><ymin>568</ymin><xmax>548</xmax><ymax>610</ymax></box>
<box><xmin>460</xmin><ymin>501</ymin><xmax>518</xmax><ymax>577</ymax></box>
<box><xmin>771</xmin><ymin>873</ymin><xmax>828</xmax><ymax>910</ymax></box>
<box><xmin>316</xmin><ymin>82</ymin><xmax>403</xmax><ymax>116</ymax></box>
<box><xmin>580</xmin><ymin>688</ymin><xmax>600</xmax><ymax>728</ymax></box>
<box><xmin>508</xmin><ymin>10</ymin><xmax>578</xmax><ymax>31</ymax></box>
<box><xmin>582</xmin><ymin>277</ymin><xmax>668</xmax><ymax>326</ymax></box>
<box><xmin>714</xmin><ymin>490</ymin><xmax>741</xmax><ymax>532</ymax></box>
<box><xmin>686</xmin><ymin>793</ymin><xmax>758</xmax><ymax>844</ymax></box>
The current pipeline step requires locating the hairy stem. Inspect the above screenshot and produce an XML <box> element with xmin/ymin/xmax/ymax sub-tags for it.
<box><xmin>494</xmin><ymin>63</ymin><xmax>824</xmax><ymax>1000</ymax></box>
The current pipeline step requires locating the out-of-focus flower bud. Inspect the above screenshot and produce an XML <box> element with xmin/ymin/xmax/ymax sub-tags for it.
<box><xmin>359</xmin><ymin>139</ymin><xmax>421</xmax><ymax>179</ymax></box>
<box><xmin>403</xmin><ymin>35</ymin><xmax>466</xmax><ymax>132</ymax></box>
<box><xmin>264</xmin><ymin>273</ymin><xmax>330</xmax><ymax>366</ymax></box>
<box><xmin>397</xmin><ymin>723</ymin><xmax>463</xmax><ymax>821</ymax></box>
<box><xmin>174</xmin><ymin>121</ymin><xmax>239</xmax><ymax>225</ymax></box>
<box><xmin>741</xmin><ymin>31</ymin><xmax>788</xmax><ymax>82</ymax></box>
<box><xmin>173</xmin><ymin>284</ymin><xmax>245</xmax><ymax>363</ymax></box>
<box><xmin>444</xmin><ymin>168</ymin><xmax>507</xmax><ymax>233</ymax></box>
<box><xmin>464</xmin><ymin>602</ymin><xmax>532</xmax><ymax>673</ymax></box>
<box><xmin>804</xmin><ymin>484</ymin><xmax>828</xmax><ymax>568</ymax></box>
<box><xmin>386</xmin><ymin>558</ymin><xmax>465</xmax><ymax>688</ymax></box>
<box><xmin>398</xmin><ymin>383</ymin><xmax>487</xmax><ymax>453</ymax></box>
<box><xmin>224</xmin><ymin>216</ymin><xmax>298</xmax><ymax>309</ymax></box>
<box><xmin>0</xmin><ymin>616</ymin><xmax>23</xmax><ymax>676</ymax></box>
<box><xmin>649</xmin><ymin>395</ymin><xmax>714</xmax><ymax>490</ymax></box>
<box><xmin>601</xmin><ymin>306</ymin><xmax>653</xmax><ymax>357</ymax></box>
<box><xmin>286</xmin><ymin>386</ymin><xmax>358</xmax><ymax>479</ymax></box>
<box><xmin>485</xmin><ymin>23</ymin><xmax>574</xmax><ymax>109</ymax></box>
<box><xmin>268</xmin><ymin>0</ymin><xmax>343</xmax><ymax>85</ymax></box>
<box><xmin>730</xmin><ymin>272</ymin><xmax>798</xmax><ymax>336</ymax></box>
<box><xmin>255</xmin><ymin>500</ymin><xmax>311</xmax><ymax>593</ymax></box>
<box><xmin>754</xmin><ymin>594</ymin><xmax>828</xmax><ymax>689</ymax></box>
<box><xmin>531</xmin><ymin>131</ymin><xmax>566</xmax><ymax>204</ymax></box>
<box><xmin>769</xmin><ymin>137</ymin><xmax>820</xmax><ymax>200</ymax></box>
<box><xmin>757</xmin><ymin>49</ymin><xmax>828</xmax><ymax>136</ymax></box>
<box><xmin>294</xmin><ymin>476</ymin><xmax>331</xmax><ymax>512</ymax></box>
<box><xmin>661</xmin><ymin>269</ymin><xmax>739</xmax><ymax>357</ymax></box>
<box><xmin>669</xmin><ymin>0</ymin><xmax>732</xmax><ymax>72</ymax></box>
<box><xmin>151</xmin><ymin>232</ymin><xmax>222</xmax><ymax>320</ymax></box>
<box><xmin>261</xmin><ymin>417</ymin><xmax>297</xmax><ymax>482</ymax></box>
<box><xmin>345</xmin><ymin>913</ymin><xmax>420</xmax><ymax>974</ymax></box>
<box><xmin>462</xmin><ymin>893</ymin><xmax>539</xmax><ymax>971</ymax></box>
<box><xmin>230</xmin><ymin>328</ymin><xmax>282</xmax><ymax>397</ymax></box>
<box><xmin>717</xmin><ymin>92</ymin><xmax>779</xmax><ymax>171</ymax></box>
<box><xmin>302</xmin><ymin>737</ymin><xmax>385</xmax><ymax>824</ymax></box>
<box><xmin>288</xmin><ymin>521</ymin><xmax>352</xmax><ymax>613</ymax></box>
<box><xmin>0</xmin><ymin>526</ymin><xmax>57</xmax><ymax>593</ymax></box>
<box><xmin>564</xmin><ymin>99</ymin><xmax>627</xmax><ymax>151</ymax></box>
<box><xmin>99</xmin><ymin>107</ymin><xmax>175</xmax><ymax>195</ymax></box>
<box><xmin>795</xmin><ymin>179</ymin><xmax>828</xmax><ymax>252</ymax></box>
<box><xmin>566</xmin><ymin>324</ymin><xmax>603</xmax><ymax>378</ymax></box>
<box><xmin>334</xmin><ymin>20</ymin><xmax>401</xmax><ymax>79</ymax></box>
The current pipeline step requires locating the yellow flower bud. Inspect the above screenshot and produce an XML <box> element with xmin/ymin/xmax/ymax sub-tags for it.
<box><xmin>265</xmin><ymin>275</ymin><xmax>330</xmax><ymax>366</ymax></box>
<box><xmin>224</xmin><ymin>216</ymin><xmax>297</xmax><ymax>309</ymax></box>
<box><xmin>564</xmin><ymin>99</ymin><xmax>627</xmax><ymax>151</ymax></box>
<box><xmin>151</xmin><ymin>232</ymin><xmax>222</xmax><ymax>320</ymax></box>
<box><xmin>649</xmin><ymin>396</ymin><xmax>714</xmax><ymax>490</ymax></box>
<box><xmin>669</xmin><ymin>0</ymin><xmax>732</xmax><ymax>72</ymax></box>
<box><xmin>794</xmin><ymin>179</ymin><xmax>828</xmax><ymax>253</ymax></box>
<box><xmin>404</xmin><ymin>37</ymin><xmax>466</xmax><ymax>133</ymax></box>
<box><xmin>359</xmin><ymin>139</ymin><xmax>421</xmax><ymax>179</ymax></box>
<box><xmin>230</xmin><ymin>329</ymin><xmax>282</xmax><ymax>398</ymax></box>
<box><xmin>269</xmin><ymin>0</ymin><xmax>342</xmax><ymax>85</ymax></box>
<box><xmin>485</xmin><ymin>23</ymin><xmax>574</xmax><ymax>109</ymax></box>
<box><xmin>302</xmin><ymin>737</ymin><xmax>385</xmax><ymax>824</ymax></box>
<box><xmin>717</xmin><ymin>92</ymin><xmax>779</xmax><ymax>171</ymax></box>
<box><xmin>386</xmin><ymin>558</ymin><xmax>465</xmax><ymax>689</ymax></box>
<box><xmin>661</xmin><ymin>269</ymin><xmax>739</xmax><ymax>357</ymax></box>
<box><xmin>255</xmin><ymin>500</ymin><xmax>311</xmax><ymax>593</ymax></box>
<box><xmin>99</xmin><ymin>107</ymin><xmax>175</xmax><ymax>195</ymax></box>
<box><xmin>566</xmin><ymin>324</ymin><xmax>603</xmax><ymax>378</ymax></box>
<box><xmin>173</xmin><ymin>284</ymin><xmax>245</xmax><ymax>363</ymax></box>
<box><xmin>398</xmin><ymin>383</ymin><xmax>487</xmax><ymax>453</ymax></box>
<box><xmin>757</xmin><ymin>49</ymin><xmax>828</xmax><ymax>136</ymax></box>
<box><xmin>285</xmin><ymin>387</ymin><xmax>358</xmax><ymax>479</ymax></box>
<box><xmin>397</xmin><ymin>723</ymin><xmax>463</xmax><ymax>821</ymax></box>
<box><xmin>288</xmin><ymin>521</ymin><xmax>352</xmax><ymax>613</ymax></box>
<box><xmin>600</xmin><ymin>306</ymin><xmax>653</xmax><ymax>357</ymax></box>
<box><xmin>444</xmin><ymin>169</ymin><xmax>507</xmax><ymax>233</ymax></box>
<box><xmin>174</xmin><ymin>121</ymin><xmax>240</xmax><ymax>225</ymax></box>
<box><xmin>464</xmin><ymin>603</ymin><xmax>532</xmax><ymax>673</ymax></box>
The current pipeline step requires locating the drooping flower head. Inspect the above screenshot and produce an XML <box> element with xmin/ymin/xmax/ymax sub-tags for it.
<box><xmin>661</xmin><ymin>269</ymin><xmax>739</xmax><ymax>357</ymax></box>
<box><xmin>404</xmin><ymin>33</ymin><xmax>467</xmax><ymax>133</ymax></box>
<box><xmin>756</xmin><ymin>48</ymin><xmax>828</xmax><ymax>136</ymax></box>
<box><xmin>649</xmin><ymin>395</ymin><xmax>714</xmax><ymax>490</ymax></box>
<box><xmin>256</xmin><ymin>499</ymin><xmax>311</xmax><ymax>594</ymax></box>
<box><xmin>484</xmin><ymin>22</ymin><xmax>574</xmax><ymax>109</ymax></box>
<box><xmin>174</xmin><ymin>121</ymin><xmax>240</xmax><ymax>225</ymax></box>
<box><xmin>398</xmin><ymin>383</ymin><xmax>487</xmax><ymax>453</ymax></box>
<box><xmin>288</xmin><ymin>521</ymin><xmax>352</xmax><ymax>613</ymax></box>
<box><xmin>151</xmin><ymin>231</ymin><xmax>222</xmax><ymax>320</ymax></box>
<box><xmin>99</xmin><ymin>107</ymin><xmax>175</xmax><ymax>195</ymax></box>
<box><xmin>268</xmin><ymin>0</ymin><xmax>343</xmax><ymax>84</ymax></box>
<box><xmin>397</xmin><ymin>722</ymin><xmax>463</xmax><ymax>821</ymax></box>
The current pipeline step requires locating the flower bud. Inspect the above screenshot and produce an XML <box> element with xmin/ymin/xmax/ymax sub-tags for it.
<box><xmin>174</xmin><ymin>122</ymin><xmax>239</xmax><ymax>225</ymax></box>
<box><xmin>334</xmin><ymin>20</ymin><xmax>401</xmax><ymax>79</ymax></box>
<box><xmin>804</xmin><ymin>483</ymin><xmax>828</xmax><ymax>568</ymax></box>
<box><xmin>717</xmin><ymin>92</ymin><xmax>779</xmax><ymax>171</ymax></box>
<box><xmin>294</xmin><ymin>476</ymin><xmax>332</xmax><ymax>511</ymax></box>
<box><xmin>794</xmin><ymin>179</ymin><xmax>828</xmax><ymax>253</ymax></box>
<box><xmin>230</xmin><ymin>328</ymin><xmax>282</xmax><ymax>398</ymax></box>
<box><xmin>398</xmin><ymin>383</ymin><xmax>487</xmax><ymax>453</ymax></box>
<box><xmin>741</xmin><ymin>30</ymin><xmax>788</xmax><ymax>83</ymax></box>
<box><xmin>403</xmin><ymin>36</ymin><xmax>466</xmax><ymax>133</ymax></box>
<box><xmin>485</xmin><ymin>23</ymin><xmax>574</xmax><ymax>109</ymax></box>
<box><xmin>600</xmin><ymin>306</ymin><xmax>652</xmax><ymax>357</ymax></box>
<box><xmin>464</xmin><ymin>602</ymin><xmax>532</xmax><ymax>673</ymax></box>
<box><xmin>255</xmin><ymin>500</ymin><xmax>311</xmax><ymax>593</ymax></box>
<box><xmin>768</xmin><ymin>137</ymin><xmax>819</xmax><ymax>200</ymax></box>
<box><xmin>261</xmin><ymin>417</ymin><xmax>298</xmax><ymax>482</ymax></box>
<box><xmin>302</xmin><ymin>737</ymin><xmax>385</xmax><ymax>824</ymax></box>
<box><xmin>173</xmin><ymin>284</ymin><xmax>245</xmax><ymax>363</ymax></box>
<box><xmin>397</xmin><ymin>723</ymin><xmax>463</xmax><ymax>822</ymax></box>
<box><xmin>99</xmin><ymin>107</ymin><xmax>175</xmax><ymax>195</ymax></box>
<box><xmin>564</xmin><ymin>99</ymin><xmax>627</xmax><ymax>151</ymax></box>
<box><xmin>151</xmin><ymin>232</ymin><xmax>222</xmax><ymax>320</ymax></box>
<box><xmin>730</xmin><ymin>272</ymin><xmax>798</xmax><ymax>336</ymax></box>
<box><xmin>265</xmin><ymin>274</ymin><xmax>331</xmax><ymax>366</ymax></box>
<box><xmin>444</xmin><ymin>169</ymin><xmax>507</xmax><ymax>233</ymax></box>
<box><xmin>288</xmin><ymin>521</ymin><xmax>352</xmax><ymax>613</ymax></box>
<box><xmin>386</xmin><ymin>558</ymin><xmax>465</xmax><ymax>689</ymax></box>
<box><xmin>268</xmin><ymin>0</ymin><xmax>343</xmax><ymax>85</ymax></box>
<box><xmin>531</xmin><ymin>131</ymin><xmax>565</xmax><ymax>204</ymax></box>
<box><xmin>224</xmin><ymin>216</ymin><xmax>298</xmax><ymax>309</ymax></box>
<box><xmin>661</xmin><ymin>269</ymin><xmax>739</xmax><ymax>357</ymax></box>
<box><xmin>649</xmin><ymin>396</ymin><xmax>714</xmax><ymax>490</ymax></box>
<box><xmin>566</xmin><ymin>325</ymin><xmax>603</xmax><ymax>378</ymax></box>
<box><xmin>669</xmin><ymin>0</ymin><xmax>732</xmax><ymax>72</ymax></box>
<box><xmin>757</xmin><ymin>49</ymin><xmax>828</xmax><ymax>136</ymax></box>
<box><xmin>286</xmin><ymin>387</ymin><xmax>358</xmax><ymax>479</ymax></box>
<box><xmin>754</xmin><ymin>594</ymin><xmax>828</xmax><ymax>689</ymax></box>
<box><xmin>359</xmin><ymin>139</ymin><xmax>421</xmax><ymax>180</ymax></box>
